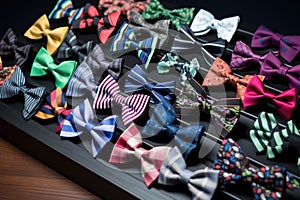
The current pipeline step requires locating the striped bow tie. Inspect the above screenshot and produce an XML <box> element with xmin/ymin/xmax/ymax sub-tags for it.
<box><xmin>0</xmin><ymin>57</ymin><xmax>17</xmax><ymax>87</ymax></box>
<box><xmin>24</xmin><ymin>14</ymin><xmax>69</xmax><ymax>55</ymax></box>
<box><xmin>0</xmin><ymin>28</ymin><xmax>32</xmax><ymax>67</ymax></box>
<box><xmin>109</xmin><ymin>123</ymin><xmax>171</xmax><ymax>187</ymax></box>
<box><xmin>61</xmin><ymin>99</ymin><xmax>118</xmax><ymax>158</ymax></box>
<box><xmin>214</xmin><ymin>138</ymin><xmax>300</xmax><ymax>200</ymax></box>
<box><xmin>35</xmin><ymin>87</ymin><xmax>72</xmax><ymax>133</ymax></box>
<box><xmin>0</xmin><ymin>67</ymin><xmax>46</xmax><ymax>119</ymax></box>
<box><xmin>94</xmin><ymin>74</ymin><xmax>150</xmax><ymax>126</ymax></box>
<box><xmin>158</xmin><ymin>146</ymin><xmax>219</xmax><ymax>200</ymax></box>
<box><xmin>110</xmin><ymin>22</ymin><xmax>158</xmax><ymax>68</ymax></box>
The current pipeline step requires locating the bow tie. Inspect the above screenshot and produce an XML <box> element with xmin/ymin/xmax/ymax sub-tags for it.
<box><xmin>214</xmin><ymin>138</ymin><xmax>300</xmax><ymax>200</ymax></box>
<box><xmin>0</xmin><ymin>67</ymin><xmax>46</xmax><ymax>119</ymax></box>
<box><xmin>260</xmin><ymin>51</ymin><xmax>300</xmax><ymax>91</ymax></box>
<box><xmin>0</xmin><ymin>28</ymin><xmax>32</xmax><ymax>67</ymax></box>
<box><xmin>158</xmin><ymin>146</ymin><xmax>219</xmax><ymax>200</ymax></box>
<box><xmin>190</xmin><ymin>9</ymin><xmax>240</xmax><ymax>42</ymax></box>
<box><xmin>35</xmin><ymin>87</ymin><xmax>72</xmax><ymax>133</ymax></box>
<box><xmin>109</xmin><ymin>123</ymin><xmax>171</xmax><ymax>187</ymax></box>
<box><xmin>110</xmin><ymin>22</ymin><xmax>158</xmax><ymax>68</ymax></box>
<box><xmin>244</xmin><ymin>75</ymin><xmax>297</xmax><ymax>121</ymax></box>
<box><xmin>141</xmin><ymin>0</ymin><xmax>195</xmax><ymax>31</ymax></box>
<box><xmin>251</xmin><ymin>24</ymin><xmax>300</xmax><ymax>63</ymax></box>
<box><xmin>48</xmin><ymin>0</ymin><xmax>84</xmax><ymax>25</ymax></box>
<box><xmin>24</xmin><ymin>14</ymin><xmax>69</xmax><ymax>55</ymax></box>
<box><xmin>57</xmin><ymin>30</ymin><xmax>95</xmax><ymax>63</ymax></box>
<box><xmin>71</xmin><ymin>3</ymin><xmax>121</xmax><ymax>44</ymax></box>
<box><xmin>61</xmin><ymin>98</ymin><xmax>118</xmax><ymax>158</ymax></box>
<box><xmin>0</xmin><ymin>58</ymin><xmax>17</xmax><ymax>87</ymax></box>
<box><xmin>94</xmin><ymin>74</ymin><xmax>150</xmax><ymax>126</ymax></box>
<box><xmin>125</xmin><ymin>64</ymin><xmax>175</xmax><ymax>104</ymax></box>
<box><xmin>31</xmin><ymin>47</ymin><xmax>77</xmax><ymax>89</ymax></box>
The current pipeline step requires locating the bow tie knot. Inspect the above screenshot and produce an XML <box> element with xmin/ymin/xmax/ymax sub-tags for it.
<box><xmin>278</xmin><ymin>65</ymin><xmax>288</xmax><ymax>77</ymax></box>
<box><xmin>85</xmin><ymin>121</ymin><xmax>98</xmax><ymax>132</ymax></box>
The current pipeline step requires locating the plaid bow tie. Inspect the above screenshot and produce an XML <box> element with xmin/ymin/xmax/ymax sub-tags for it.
<box><xmin>61</xmin><ymin>99</ymin><xmax>118</xmax><ymax>158</ymax></box>
<box><xmin>24</xmin><ymin>14</ymin><xmax>69</xmax><ymax>55</ymax></box>
<box><xmin>94</xmin><ymin>74</ymin><xmax>150</xmax><ymax>126</ymax></box>
<box><xmin>0</xmin><ymin>67</ymin><xmax>46</xmax><ymax>119</ymax></box>
<box><xmin>158</xmin><ymin>146</ymin><xmax>219</xmax><ymax>200</ymax></box>
<box><xmin>0</xmin><ymin>57</ymin><xmax>17</xmax><ymax>87</ymax></box>
<box><xmin>35</xmin><ymin>87</ymin><xmax>72</xmax><ymax>133</ymax></box>
<box><xmin>0</xmin><ymin>28</ymin><xmax>32</xmax><ymax>67</ymax></box>
<box><xmin>109</xmin><ymin>123</ymin><xmax>171</xmax><ymax>187</ymax></box>
<box><xmin>214</xmin><ymin>138</ymin><xmax>300</xmax><ymax>200</ymax></box>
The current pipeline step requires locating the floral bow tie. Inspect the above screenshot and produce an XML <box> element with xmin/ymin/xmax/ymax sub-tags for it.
<box><xmin>0</xmin><ymin>57</ymin><xmax>16</xmax><ymax>87</ymax></box>
<box><xmin>0</xmin><ymin>67</ymin><xmax>46</xmax><ymax>119</ymax></box>
<box><xmin>190</xmin><ymin>9</ymin><xmax>240</xmax><ymax>42</ymax></box>
<box><xmin>109</xmin><ymin>123</ymin><xmax>171</xmax><ymax>187</ymax></box>
<box><xmin>158</xmin><ymin>146</ymin><xmax>219</xmax><ymax>200</ymax></box>
<box><xmin>24</xmin><ymin>14</ymin><xmax>69</xmax><ymax>55</ymax></box>
<box><xmin>251</xmin><ymin>24</ymin><xmax>300</xmax><ymax>63</ymax></box>
<box><xmin>214</xmin><ymin>138</ymin><xmax>300</xmax><ymax>200</ymax></box>
<box><xmin>0</xmin><ymin>28</ymin><xmax>32</xmax><ymax>67</ymax></box>
<box><xmin>31</xmin><ymin>47</ymin><xmax>77</xmax><ymax>89</ymax></box>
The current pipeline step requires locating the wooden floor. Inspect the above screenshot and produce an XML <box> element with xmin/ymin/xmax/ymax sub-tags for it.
<box><xmin>0</xmin><ymin>137</ymin><xmax>102</xmax><ymax>200</ymax></box>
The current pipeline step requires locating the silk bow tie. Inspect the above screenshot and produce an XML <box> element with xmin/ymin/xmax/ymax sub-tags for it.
<box><xmin>61</xmin><ymin>99</ymin><xmax>118</xmax><ymax>158</ymax></box>
<box><xmin>244</xmin><ymin>75</ymin><xmax>297</xmax><ymax>121</ymax></box>
<box><xmin>141</xmin><ymin>0</ymin><xmax>195</xmax><ymax>31</ymax></box>
<box><xmin>0</xmin><ymin>67</ymin><xmax>46</xmax><ymax>119</ymax></box>
<box><xmin>31</xmin><ymin>47</ymin><xmax>77</xmax><ymax>89</ymax></box>
<box><xmin>109</xmin><ymin>123</ymin><xmax>171</xmax><ymax>187</ymax></box>
<box><xmin>158</xmin><ymin>146</ymin><xmax>219</xmax><ymax>200</ymax></box>
<box><xmin>260</xmin><ymin>51</ymin><xmax>300</xmax><ymax>91</ymax></box>
<box><xmin>190</xmin><ymin>9</ymin><xmax>240</xmax><ymax>42</ymax></box>
<box><xmin>48</xmin><ymin>0</ymin><xmax>84</xmax><ymax>25</ymax></box>
<box><xmin>71</xmin><ymin>3</ymin><xmax>121</xmax><ymax>44</ymax></box>
<box><xmin>0</xmin><ymin>28</ymin><xmax>32</xmax><ymax>67</ymax></box>
<box><xmin>35</xmin><ymin>87</ymin><xmax>72</xmax><ymax>133</ymax></box>
<box><xmin>94</xmin><ymin>74</ymin><xmax>150</xmax><ymax>126</ymax></box>
<box><xmin>251</xmin><ymin>24</ymin><xmax>300</xmax><ymax>63</ymax></box>
<box><xmin>110</xmin><ymin>22</ymin><xmax>158</xmax><ymax>68</ymax></box>
<box><xmin>57</xmin><ymin>30</ymin><xmax>95</xmax><ymax>63</ymax></box>
<box><xmin>214</xmin><ymin>138</ymin><xmax>300</xmax><ymax>200</ymax></box>
<box><xmin>0</xmin><ymin>58</ymin><xmax>16</xmax><ymax>87</ymax></box>
<box><xmin>24</xmin><ymin>14</ymin><xmax>69</xmax><ymax>55</ymax></box>
<box><xmin>125</xmin><ymin>64</ymin><xmax>175</xmax><ymax>104</ymax></box>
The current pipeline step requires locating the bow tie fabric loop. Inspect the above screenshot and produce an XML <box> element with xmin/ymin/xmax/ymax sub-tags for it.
<box><xmin>31</xmin><ymin>47</ymin><xmax>77</xmax><ymax>89</ymax></box>
<box><xmin>190</xmin><ymin>9</ymin><xmax>240</xmax><ymax>42</ymax></box>
<box><xmin>0</xmin><ymin>67</ymin><xmax>46</xmax><ymax>119</ymax></box>
<box><xmin>129</xmin><ymin>10</ymin><xmax>170</xmax><ymax>30</ymax></box>
<box><xmin>24</xmin><ymin>14</ymin><xmax>69</xmax><ymax>55</ymax></box>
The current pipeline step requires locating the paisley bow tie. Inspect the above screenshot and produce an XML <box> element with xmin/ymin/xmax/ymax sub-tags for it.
<box><xmin>0</xmin><ymin>57</ymin><xmax>16</xmax><ymax>87</ymax></box>
<box><xmin>109</xmin><ymin>123</ymin><xmax>171</xmax><ymax>187</ymax></box>
<box><xmin>0</xmin><ymin>67</ymin><xmax>46</xmax><ymax>119</ymax></box>
<box><xmin>24</xmin><ymin>14</ymin><xmax>69</xmax><ymax>55</ymax></box>
<box><xmin>190</xmin><ymin>9</ymin><xmax>240</xmax><ymax>42</ymax></box>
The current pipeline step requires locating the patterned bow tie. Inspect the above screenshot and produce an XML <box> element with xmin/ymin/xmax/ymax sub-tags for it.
<box><xmin>48</xmin><ymin>0</ymin><xmax>84</xmax><ymax>25</ymax></box>
<box><xmin>0</xmin><ymin>67</ymin><xmax>46</xmax><ymax>119</ymax></box>
<box><xmin>94</xmin><ymin>74</ymin><xmax>150</xmax><ymax>126</ymax></box>
<box><xmin>125</xmin><ymin>64</ymin><xmax>175</xmax><ymax>104</ymax></box>
<box><xmin>251</xmin><ymin>24</ymin><xmax>300</xmax><ymax>63</ymax></box>
<box><xmin>214</xmin><ymin>138</ymin><xmax>300</xmax><ymax>200</ymax></box>
<box><xmin>0</xmin><ymin>57</ymin><xmax>17</xmax><ymax>87</ymax></box>
<box><xmin>24</xmin><ymin>14</ymin><xmax>69</xmax><ymax>55</ymax></box>
<box><xmin>109</xmin><ymin>123</ymin><xmax>171</xmax><ymax>187</ymax></box>
<box><xmin>260</xmin><ymin>51</ymin><xmax>300</xmax><ymax>91</ymax></box>
<box><xmin>71</xmin><ymin>3</ymin><xmax>121</xmax><ymax>44</ymax></box>
<box><xmin>244</xmin><ymin>75</ymin><xmax>297</xmax><ymax>121</ymax></box>
<box><xmin>35</xmin><ymin>87</ymin><xmax>72</xmax><ymax>133</ymax></box>
<box><xmin>141</xmin><ymin>0</ymin><xmax>195</xmax><ymax>31</ymax></box>
<box><xmin>0</xmin><ymin>28</ymin><xmax>32</xmax><ymax>67</ymax></box>
<box><xmin>61</xmin><ymin>99</ymin><xmax>118</xmax><ymax>158</ymax></box>
<box><xmin>31</xmin><ymin>47</ymin><xmax>77</xmax><ymax>89</ymax></box>
<box><xmin>110</xmin><ymin>22</ymin><xmax>158</xmax><ymax>68</ymax></box>
<box><xmin>57</xmin><ymin>30</ymin><xmax>95</xmax><ymax>63</ymax></box>
<box><xmin>190</xmin><ymin>9</ymin><xmax>240</xmax><ymax>42</ymax></box>
<box><xmin>158</xmin><ymin>146</ymin><xmax>219</xmax><ymax>200</ymax></box>
<box><xmin>203</xmin><ymin>57</ymin><xmax>265</xmax><ymax>102</ymax></box>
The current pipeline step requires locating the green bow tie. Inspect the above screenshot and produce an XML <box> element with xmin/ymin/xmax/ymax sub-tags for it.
<box><xmin>31</xmin><ymin>47</ymin><xmax>77</xmax><ymax>89</ymax></box>
<box><xmin>142</xmin><ymin>0</ymin><xmax>195</xmax><ymax>31</ymax></box>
